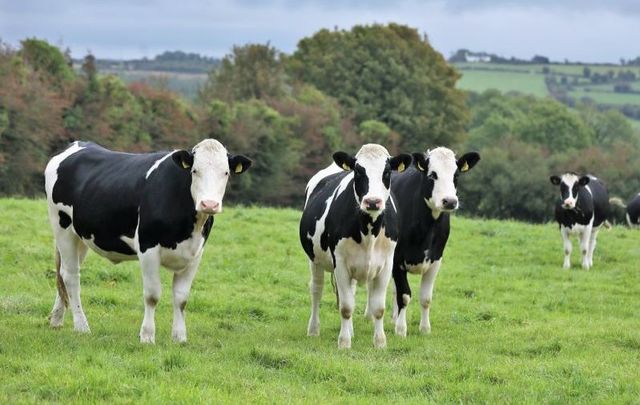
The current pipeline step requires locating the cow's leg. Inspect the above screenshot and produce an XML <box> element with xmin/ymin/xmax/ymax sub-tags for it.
<box><xmin>307</xmin><ymin>261</ymin><xmax>324</xmax><ymax>337</ymax></box>
<box><xmin>367</xmin><ymin>262</ymin><xmax>392</xmax><ymax>348</ymax></box>
<box><xmin>561</xmin><ymin>226</ymin><xmax>572</xmax><ymax>269</ymax></box>
<box><xmin>393</xmin><ymin>264</ymin><xmax>411</xmax><ymax>337</ymax></box>
<box><xmin>171</xmin><ymin>253</ymin><xmax>202</xmax><ymax>343</ymax></box>
<box><xmin>419</xmin><ymin>259</ymin><xmax>441</xmax><ymax>334</ymax></box>
<box><xmin>56</xmin><ymin>234</ymin><xmax>90</xmax><ymax>333</ymax></box>
<box><xmin>139</xmin><ymin>249</ymin><xmax>161</xmax><ymax>343</ymax></box>
<box><xmin>335</xmin><ymin>262</ymin><xmax>354</xmax><ymax>349</ymax></box>
<box><xmin>580</xmin><ymin>225</ymin><xmax>592</xmax><ymax>270</ymax></box>
<box><xmin>587</xmin><ymin>227</ymin><xmax>600</xmax><ymax>268</ymax></box>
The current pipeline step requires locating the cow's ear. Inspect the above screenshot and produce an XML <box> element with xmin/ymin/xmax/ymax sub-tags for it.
<box><xmin>412</xmin><ymin>152</ymin><xmax>428</xmax><ymax>172</ymax></box>
<box><xmin>333</xmin><ymin>151</ymin><xmax>356</xmax><ymax>171</ymax></box>
<box><xmin>457</xmin><ymin>152</ymin><xmax>480</xmax><ymax>173</ymax></box>
<box><xmin>228</xmin><ymin>154</ymin><xmax>252</xmax><ymax>175</ymax></box>
<box><xmin>389</xmin><ymin>154</ymin><xmax>412</xmax><ymax>173</ymax></box>
<box><xmin>172</xmin><ymin>150</ymin><xmax>194</xmax><ymax>170</ymax></box>
<box><xmin>550</xmin><ymin>175</ymin><xmax>561</xmax><ymax>185</ymax></box>
<box><xmin>578</xmin><ymin>176</ymin><xmax>590</xmax><ymax>186</ymax></box>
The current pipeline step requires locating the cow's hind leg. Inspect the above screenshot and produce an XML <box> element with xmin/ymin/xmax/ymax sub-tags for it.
<box><xmin>55</xmin><ymin>233</ymin><xmax>90</xmax><ymax>333</ymax></box>
<box><xmin>171</xmin><ymin>252</ymin><xmax>202</xmax><ymax>343</ymax></box>
<box><xmin>307</xmin><ymin>261</ymin><xmax>324</xmax><ymax>337</ymax></box>
<box><xmin>50</xmin><ymin>246</ymin><xmax>66</xmax><ymax>328</ymax></box>
<box><xmin>139</xmin><ymin>248</ymin><xmax>161</xmax><ymax>343</ymax></box>
<box><xmin>393</xmin><ymin>264</ymin><xmax>411</xmax><ymax>337</ymax></box>
<box><xmin>419</xmin><ymin>259</ymin><xmax>441</xmax><ymax>334</ymax></box>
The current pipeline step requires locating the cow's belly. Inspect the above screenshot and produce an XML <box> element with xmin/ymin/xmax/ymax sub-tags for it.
<box><xmin>335</xmin><ymin>234</ymin><xmax>395</xmax><ymax>282</ymax></box>
<box><xmin>81</xmin><ymin>236</ymin><xmax>138</xmax><ymax>264</ymax></box>
<box><xmin>404</xmin><ymin>259</ymin><xmax>434</xmax><ymax>275</ymax></box>
<box><xmin>159</xmin><ymin>235</ymin><xmax>206</xmax><ymax>271</ymax></box>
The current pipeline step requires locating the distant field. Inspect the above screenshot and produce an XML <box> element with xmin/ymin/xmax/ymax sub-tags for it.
<box><xmin>1</xmin><ymin>199</ymin><xmax>640</xmax><ymax>402</ymax></box>
<box><xmin>102</xmin><ymin>70</ymin><xmax>208</xmax><ymax>100</ymax></box>
<box><xmin>569</xmin><ymin>88</ymin><xmax>640</xmax><ymax>106</ymax></box>
<box><xmin>457</xmin><ymin>69</ymin><xmax>549</xmax><ymax>97</ymax></box>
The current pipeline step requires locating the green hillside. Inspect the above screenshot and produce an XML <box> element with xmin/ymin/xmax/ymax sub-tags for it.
<box><xmin>2</xmin><ymin>200</ymin><xmax>639</xmax><ymax>402</ymax></box>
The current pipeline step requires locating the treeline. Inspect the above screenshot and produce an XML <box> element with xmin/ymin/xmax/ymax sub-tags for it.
<box><xmin>1</xmin><ymin>27</ymin><xmax>640</xmax><ymax>222</ymax></box>
<box><xmin>79</xmin><ymin>50</ymin><xmax>220</xmax><ymax>74</ymax></box>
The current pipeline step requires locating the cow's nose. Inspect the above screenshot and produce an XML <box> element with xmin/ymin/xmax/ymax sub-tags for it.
<box><xmin>442</xmin><ymin>197</ymin><xmax>458</xmax><ymax>210</ymax></box>
<box><xmin>364</xmin><ymin>198</ymin><xmax>383</xmax><ymax>211</ymax></box>
<box><xmin>200</xmin><ymin>200</ymin><xmax>220</xmax><ymax>214</ymax></box>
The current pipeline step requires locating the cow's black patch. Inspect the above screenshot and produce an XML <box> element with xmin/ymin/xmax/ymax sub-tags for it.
<box><xmin>58</xmin><ymin>211</ymin><xmax>71</xmax><ymax>229</ymax></box>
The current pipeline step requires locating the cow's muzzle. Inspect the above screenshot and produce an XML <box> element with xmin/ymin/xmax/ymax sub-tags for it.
<box><xmin>363</xmin><ymin>198</ymin><xmax>383</xmax><ymax>211</ymax></box>
<box><xmin>199</xmin><ymin>200</ymin><xmax>221</xmax><ymax>215</ymax></box>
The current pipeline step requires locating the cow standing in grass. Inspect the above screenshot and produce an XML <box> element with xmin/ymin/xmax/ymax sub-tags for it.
<box><xmin>299</xmin><ymin>144</ymin><xmax>411</xmax><ymax>349</ymax></box>
<box><xmin>44</xmin><ymin>140</ymin><xmax>251</xmax><ymax>343</ymax></box>
<box><xmin>610</xmin><ymin>193</ymin><xmax>640</xmax><ymax>228</ymax></box>
<box><xmin>549</xmin><ymin>173</ymin><xmax>610</xmax><ymax>270</ymax></box>
<box><xmin>390</xmin><ymin>147</ymin><xmax>480</xmax><ymax>336</ymax></box>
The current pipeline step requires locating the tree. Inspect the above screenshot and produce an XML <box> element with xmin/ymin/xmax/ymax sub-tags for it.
<box><xmin>199</xmin><ymin>43</ymin><xmax>286</xmax><ymax>104</ymax></box>
<box><xmin>287</xmin><ymin>23</ymin><xmax>468</xmax><ymax>151</ymax></box>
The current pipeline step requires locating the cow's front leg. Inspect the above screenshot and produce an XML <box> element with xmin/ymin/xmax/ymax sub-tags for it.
<box><xmin>171</xmin><ymin>253</ymin><xmax>202</xmax><ymax>343</ymax></box>
<box><xmin>561</xmin><ymin>226</ymin><xmax>572</xmax><ymax>269</ymax></box>
<box><xmin>367</xmin><ymin>263</ymin><xmax>392</xmax><ymax>348</ymax></box>
<box><xmin>580</xmin><ymin>226</ymin><xmax>592</xmax><ymax>270</ymax></box>
<box><xmin>393</xmin><ymin>264</ymin><xmax>411</xmax><ymax>337</ymax></box>
<box><xmin>139</xmin><ymin>249</ymin><xmax>161</xmax><ymax>344</ymax></box>
<box><xmin>335</xmin><ymin>263</ymin><xmax>354</xmax><ymax>349</ymax></box>
<box><xmin>419</xmin><ymin>259</ymin><xmax>441</xmax><ymax>334</ymax></box>
<box><xmin>587</xmin><ymin>227</ymin><xmax>599</xmax><ymax>268</ymax></box>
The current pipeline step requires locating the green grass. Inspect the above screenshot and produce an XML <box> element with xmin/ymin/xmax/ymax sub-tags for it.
<box><xmin>457</xmin><ymin>69</ymin><xmax>549</xmax><ymax>97</ymax></box>
<box><xmin>1</xmin><ymin>199</ymin><xmax>640</xmax><ymax>402</ymax></box>
<box><xmin>569</xmin><ymin>87</ymin><xmax>640</xmax><ymax>106</ymax></box>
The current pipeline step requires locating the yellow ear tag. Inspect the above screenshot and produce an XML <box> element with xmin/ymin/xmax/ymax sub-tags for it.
<box><xmin>235</xmin><ymin>163</ymin><xmax>243</xmax><ymax>174</ymax></box>
<box><xmin>417</xmin><ymin>162</ymin><xmax>425</xmax><ymax>172</ymax></box>
<box><xmin>461</xmin><ymin>162</ymin><xmax>469</xmax><ymax>172</ymax></box>
<box><xmin>181</xmin><ymin>160</ymin><xmax>190</xmax><ymax>169</ymax></box>
<box><xmin>397</xmin><ymin>162</ymin><xmax>405</xmax><ymax>172</ymax></box>
<box><xmin>342</xmin><ymin>163</ymin><xmax>351</xmax><ymax>171</ymax></box>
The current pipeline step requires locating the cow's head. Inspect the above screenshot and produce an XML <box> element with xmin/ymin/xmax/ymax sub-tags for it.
<box><xmin>333</xmin><ymin>144</ymin><xmax>411</xmax><ymax>220</ymax></box>
<box><xmin>550</xmin><ymin>173</ymin><xmax>589</xmax><ymax>210</ymax></box>
<box><xmin>172</xmin><ymin>139</ymin><xmax>251</xmax><ymax>215</ymax></box>
<box><xmin>412</xmin><ymin>147</ymin><xmax>480</xmax><ymax>215</ymax></box>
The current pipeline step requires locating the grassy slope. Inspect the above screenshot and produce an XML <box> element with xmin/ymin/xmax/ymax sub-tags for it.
<box><xmin>1</xmin><ymin>199</ymin><xmax>639</xmax><ymax>402</ymax></box>
<box><xmin>457</xmin><ymin>70</ymin><xmax>549</xmax><ymax>97</ymax></box>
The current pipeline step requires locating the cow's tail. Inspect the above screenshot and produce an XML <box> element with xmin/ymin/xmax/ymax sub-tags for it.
<box><xmin>55</xmin><ymin>247</ymin><xmax>69</xmax><ymax>308</ymax></box>
<box><xmin>330</xmin><ymin>273</ymin><xmax>339</xmax><ymax>309</ymax></box>
<box><xmin>609</xmin><ymin>197</ymin><xmax>626</xmax><ymax>209</ymax></box>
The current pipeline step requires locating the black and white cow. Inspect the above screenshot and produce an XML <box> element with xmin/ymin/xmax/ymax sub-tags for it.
<box><xmin>44</xmin><ymin>140</ymin><xmax>251</xmax><ymax>343</ymax></box>
<box><xmin>610</xmin><ymin>193</ymin><xmax>640</xmax><ymax>228</ymax></box>
<box><xmin>299</xmin><ymin>144</ymin><xmax>411</xmax><ymax>349</ymax></box>
<box><xmin>549</xmin><ymin>173</ymin><xmax>610</xmax><ymax>270</ymax></box>
<box><xmin>390</xmin><ymin>147</ymin><xmax>480</xmax><ymax>336</ymax></box>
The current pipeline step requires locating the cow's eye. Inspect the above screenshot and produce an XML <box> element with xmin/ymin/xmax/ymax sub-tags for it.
<box><xmin>225</xmin><ymin>171</ymin><xmax>229</xmax><ymax>176</ymax></box>
<box><xmin>428</xmin><ymin>172</ymin><xmax>438</xmax><ymax>180</ymax></box>
<box><xmin>191</xmin><ymin>169</ymin><xmax>198</xmax><ymax>175</ymax></box>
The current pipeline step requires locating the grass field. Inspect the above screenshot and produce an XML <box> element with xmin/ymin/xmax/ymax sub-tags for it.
<box><xmin>457</xmin><ymin>70</ymin><xmax>549</xmax><ymax>97</ymax></box>
<box><xmin>1</xmin><ymin>199</ymin><xmax>640</xmax><ymax>402</ymax></box>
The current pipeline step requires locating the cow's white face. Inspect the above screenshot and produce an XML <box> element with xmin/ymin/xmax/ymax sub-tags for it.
<box><xmin>413</xmin><ymin>147</ymin><xmax>480</xmax><ymax>215</ymax></box>
<box><xmin>550</xmin><ymin>173</ymin><xmax>590</xmax><ymax>209</ymax></box>
<box><xmin>173</xmin><ymin>139</ymin><xmax>251</xmax><ymax>215</ymax></box>
<box><xmin>334</xmin><ymin>144</ymin><xmax>411</xmax><ymax>220</ymax></box>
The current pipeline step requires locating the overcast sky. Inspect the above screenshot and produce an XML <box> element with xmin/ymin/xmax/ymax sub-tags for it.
<box><xmin>1</xmin><ymin>0</ymin><xmax>639</xmax><ymax>63</ymax></box>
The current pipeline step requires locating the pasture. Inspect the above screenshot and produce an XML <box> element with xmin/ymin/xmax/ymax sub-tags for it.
<box><xmin>1</xmin><ymin>199</ymin><xmax>639</xmax><ymax>402</ymax></box>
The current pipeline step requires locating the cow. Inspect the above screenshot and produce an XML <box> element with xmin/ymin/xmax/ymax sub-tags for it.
<box><xmin>390</xmin><ymin>147</ymin><xmax>480</xmax><ymax>337</ymax></box>
<box><xmin>299</xmin><ymin>144</ymin><xmax>411</xmax><ymax>349</ymax></box>
<box><xmin>610</xmin><ymin>194</ymin><xmax>640</xmax><ymax>228</ymax></box>
<box><xmin>44</xmin><ymin>140</ymin><xmax>251</xmax><ymax>343</ymax></box>
<box><xmin>549</xmin><ymin>173</ymin><xmax>610</xmax><ymax>270</ymax></box>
